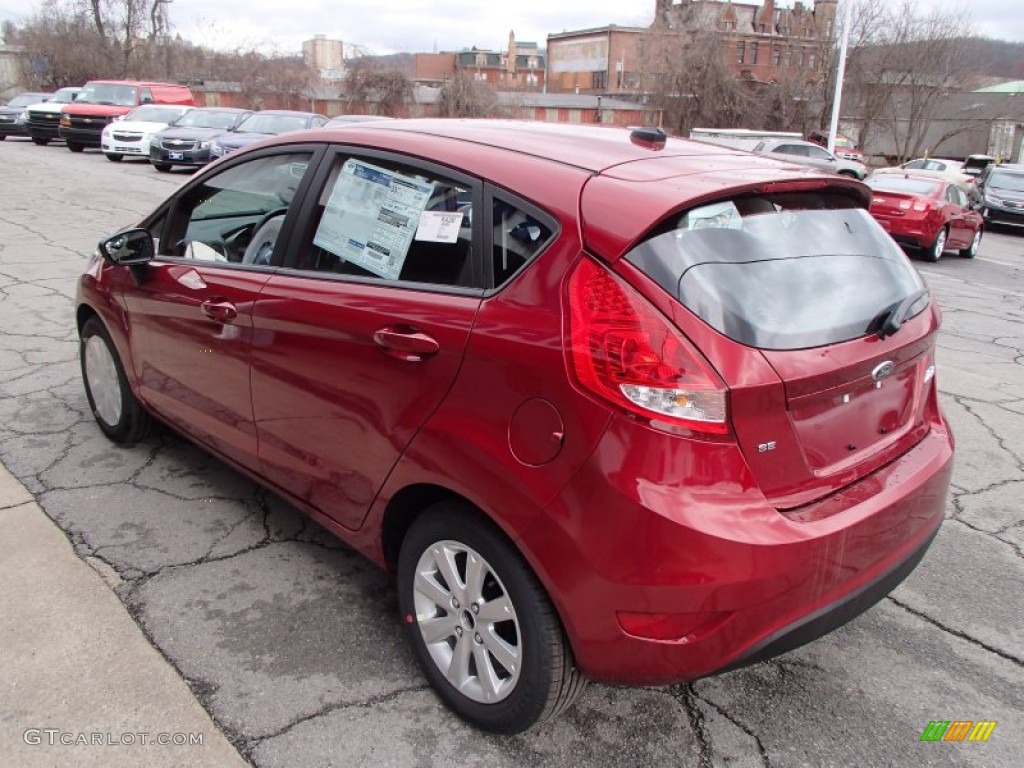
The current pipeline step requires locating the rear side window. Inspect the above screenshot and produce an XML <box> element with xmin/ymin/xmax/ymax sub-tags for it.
<box><xmin>625</xmin><ymin>192</ymin><xmax>926</xmax><ymax>350</ymax></box>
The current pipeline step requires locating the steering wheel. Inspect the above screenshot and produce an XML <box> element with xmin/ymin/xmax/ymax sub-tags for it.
<box><xmin>242</xmin><ymin>209</ymin><xmax>288</xmax><ymax>266</ymax></box>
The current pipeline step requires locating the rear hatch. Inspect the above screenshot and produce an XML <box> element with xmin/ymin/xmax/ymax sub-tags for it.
<box><xmin>586</xmin><ymin>175</ymin><xmax>938</xmax><ymax>508</ymax></box>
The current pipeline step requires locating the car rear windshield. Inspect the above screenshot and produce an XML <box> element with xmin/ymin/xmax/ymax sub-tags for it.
<box><xmin>866</xmin><ymin>176</ymin><xmax>940</xmax><ymax>195</ymax></box>
<box><xmin>624</xmin><ymin>192</ymin><xmax>926</xmax><ymax>350</ymax></box>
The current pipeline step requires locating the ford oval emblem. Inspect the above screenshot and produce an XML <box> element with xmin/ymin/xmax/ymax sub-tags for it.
<box><xmin>872</xmin><ymin>361</ymin><xmax>896</xmax><ymax>381</ymax></box>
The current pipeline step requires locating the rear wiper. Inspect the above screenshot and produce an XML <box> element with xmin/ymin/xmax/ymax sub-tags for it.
<box><xmin>878</xmin><ymin>289</ymin><xmax>928</xmax><ymax>339</ymax></box>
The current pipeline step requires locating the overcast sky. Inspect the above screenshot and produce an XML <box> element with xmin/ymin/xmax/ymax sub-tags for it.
<box><xmin>2</xmin><ymin>1</ymin><xmax>1022</xmax><ymax>55</ymax></box>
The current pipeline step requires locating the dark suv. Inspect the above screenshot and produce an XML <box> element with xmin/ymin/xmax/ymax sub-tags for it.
<box><xmin>977</xmin><ymin>163</ymin><xmax>1024</xmax><ymax>229</ymax></box>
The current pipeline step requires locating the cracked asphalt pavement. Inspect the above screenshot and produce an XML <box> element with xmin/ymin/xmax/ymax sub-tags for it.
<box><xmin>1</xmin><ymin>139</ymin><xmax>1021</xmax><ymax>767</ymax></box>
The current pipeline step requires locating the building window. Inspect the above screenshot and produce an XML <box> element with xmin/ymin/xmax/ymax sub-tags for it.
<box><xmin>474</xmin><ymin>72</ymin><xmax>487</xmax><ymax>82</ymax></box>
<box><xmin>526</xmin><ymin>72</ymin><xmax>538</xmax><ymax>86</ymax></box>
<box><xmin>772</xmin><ymin>46</ymin><xmax>782</xmax><ymax>66</ymax></box>
<box><xmin>528</xmin><ymin>57</ymin><xmax>538</xmax><ymax>69</ymax></box>
<box><xmin>723</xmin><ymin>21</ymin><xmax>736</xmax><ymax>31</ymax></box>
<box><xmin>827</xmin><ymin>20</ymin><xmax>834</xmax><ymax>37</ymax></box>
<box><xmin>783</xmin><ymin>47</ymin><xmax>792</xmax><ymax>67</ymax></box>
<box><xmin>593</xmin><ymin>70</ymin><xmax>607</xmax><ymax>89</ymax></box>
<box><xmin>798</xmin><ymin>48</ymin><xmax>805</xmax><ymax>67</ymax></box>
<box><xmin>475</xmin><ymin>53</ymin><xmax>487</xmax><ymax>67</ymax></box>
<box><xmin>747</xmin><ymin>42</ymin><xmax>759</xmax><ymax>65</ymax></box>
<box><xmin>808</xmin><ymin>52</ymin><xmax>817</xmax><ymax>69</ymax></box>
<box><xmin>736</xmin><ymin>41</ymin><xmax>745</xmax><ymax>64</ymax></box>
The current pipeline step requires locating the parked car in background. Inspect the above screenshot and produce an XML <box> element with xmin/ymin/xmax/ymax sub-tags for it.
<box><xmin>865</xmin><ymin>174</ymin><xmax>983</xmax><ymax>261</ymax></box>
<box><xmin>871</xmin><ymin>162</ymin><xmax>981</xmax><ymax>206</ymax></box>
<box><xmin>961</xmin><ymin>154</ymin><xmax>994</xmax><ymax>179</ymax></box>
<box><xmin>0</xmin><ymin>92</ymin><xmax>52</xmax><ymax>139</ymax></box>
<box><xmin>975</xmin><ymin>163</ymin><xmax>1024</xmax><ymax>229</ymax></box>
<box><xmin>100</xmin><ymin>104</ymin><xmax>194</xmax><ymax>162</ymax></box>
<box><xmin>323</xmin><ymin>114</ymin><xmax>396</xmax><ymax>127</ymax></box>
<box><xmin>209</xmin><ymin>110</ymin><xmax>328</xmax><ymax>158</ymax></box>
<box><xmin>59</xmin><ymin>80</ymin><xmax>194</xmax><ymax>153</ymax></box>
<box><xmin>22</xmin><ymin>87</ymin><xmax>81</xmax><ymax>145</ymax></box>
<box><xmin>752</xmin><ymin>138</ymin><xmax>868</xmax><ymax>178</ymax></box>
<box><xmin>77</xmin><ymin>119</ymin><xmax>953</xmax><ymax>734</ymax></box>
<box><xmin>149</xmin><ymin>107</ymin><xmax>253</xmax><ymax>171</ymax></box>
<box><xmin>806</xmin><ymin>129</ymin><xmax>864</xmax><ymax>163</ymax></box>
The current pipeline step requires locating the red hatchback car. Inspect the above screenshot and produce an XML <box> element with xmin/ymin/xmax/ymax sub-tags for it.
<box><xmin>76</xmin><ymin>121</ymin><xmax>954</xmax><ymax>733</ymax></box>
<box><xmin>865</xmin><ymin>173</ymin><xmax>984</xmax><ymax>261</ymax></box>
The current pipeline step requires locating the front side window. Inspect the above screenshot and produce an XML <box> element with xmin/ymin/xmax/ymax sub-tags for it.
<box><xmin>806</xmin><ymin>145</ymin><xmax>832</xmax><ymax>161</ymax></box>
<box><xmin>164</xmin><ymin>152</ymin><xmax>314</xmax><ymax>265</ymax></box>
<box><xmin>295</xmin><ymin>155</ymin><xmax>478</xmax><ymax>288</ymax></box>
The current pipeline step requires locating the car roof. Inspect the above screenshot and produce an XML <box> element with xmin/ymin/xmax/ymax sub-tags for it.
<box><xmin>306</xmin><ymin>119</ymin><xmax>786</xmax><ymax>173</ymax></box>
<box><xmin>247</xmin><ymin>109</ymin><xmax>324</xmax><ymax>118</ymax></box>
<box><xmin>988</xmin><ymin>164</ymin><xmax>1024</xmax><ymax>174</ymax></box>
<box><xmin>758</xmin><ymin>138</ymin><xmax>821</xmax><ymax>148</ymax></box>
<box><xmin>248</xmin><ymin>119</ymin><xmax>870</xmax><ymax>259</ymax></box>
<box><xmin>191</xmin><ymin>106</ymin><xmax>249</xmax><ymax>113</ymax></box>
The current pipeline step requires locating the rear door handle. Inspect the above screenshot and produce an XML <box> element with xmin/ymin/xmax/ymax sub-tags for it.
<box><xmin>201</xmin><ymin>300</ymin><xmax>238</xmax><ymax>323</ymax></box>
<box><xmin>372</xmin><ymin>325</ymin><xmax>439</xmax><ymax>362</ymax></box>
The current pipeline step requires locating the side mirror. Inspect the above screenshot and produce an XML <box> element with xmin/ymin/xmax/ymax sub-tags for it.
<box><xmin>99</xmin><ymin>228</ymin><xmax>154</xmax><ymax>265</ymax></box>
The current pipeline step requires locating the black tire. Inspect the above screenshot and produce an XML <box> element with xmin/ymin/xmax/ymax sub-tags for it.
<box><xmin>79</xmin><ymin>316</ymin><xmax>151</xmax><ymax>444</ymax></box>
<box><xmin>837</xmin><ymin>169</ymin><xmax>858</xmax><ymax>178</ymax></box>
<box><xmin>67</xmin><ymin>142</ymin><xmax>84</xmax><ymax>152</ymax></box>
<box><xmin>924</xmin><ymin>226</ymin><xmax>947</xmax><ymax>262</ymax></box>
<box><xmin>153</xmin><ymin>162</ymin><xmax>172</xmax><ymax>172</ymax></box>
<box><xmin>397</xmin><ymin>504</ymin><xmax>586</xmax><ymax>733</ymax></box>
<box><xmin>105</xmin><ymin>153</ymin><xmax>123</xmax><ymax>162</ymax></box>
<box><xmin>0</xmin><ymin>135</ymin><xmax>5</xmax><ymax>141</ymax></box>
<box><xmin>32</xmin><ymin>137</ymin><xmax>49</xmax><ymax>146</ymax></box>
<box><xmin>959</xmin><ymin>228</ymin><xmax>982</xmax><ymax>258</ymax></box>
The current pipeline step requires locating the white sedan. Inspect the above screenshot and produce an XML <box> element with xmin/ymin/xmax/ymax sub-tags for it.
<box><xmin>100</xmin><ymin>104</ymin><xmax>194</xmax><ymax>162</ymax></box>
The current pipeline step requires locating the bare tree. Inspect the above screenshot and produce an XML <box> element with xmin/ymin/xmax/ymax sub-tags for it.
<box><xmin>344</xmin><ymin>61</ymin><xmax>411</xmax><ymax>116</ymax></box>
<box><xmin>843</xmin><ymin>0</ymin><xmax>974</xmax><ymax>162</ymax></box>
<box><xmin>640</xmin><ymin>27</ymin><xmax>762</xmax><ymax>135</ymax></box>
<box><xmin>438</xmin><ymin>72</ymin><xmax>499</xmax><ymax>118</ymax></box>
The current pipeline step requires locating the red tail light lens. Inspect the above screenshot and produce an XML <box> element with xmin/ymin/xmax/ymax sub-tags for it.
<box><xmin>566</xmin><ymin>256</ymin><xmax>729</xmax><ymax>434</ymax></box>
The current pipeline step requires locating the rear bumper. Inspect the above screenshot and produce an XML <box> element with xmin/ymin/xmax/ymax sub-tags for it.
<box><xmin>523</xmin><ymin>413</ymin><xmax>953</xmax><ymax>685</ymax></box>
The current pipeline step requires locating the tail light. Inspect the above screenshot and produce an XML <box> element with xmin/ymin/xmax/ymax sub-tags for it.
<box><xmin>566</xmin><ymin>256</ymin><xmax>729</xmax><ymax>435</ymax></box>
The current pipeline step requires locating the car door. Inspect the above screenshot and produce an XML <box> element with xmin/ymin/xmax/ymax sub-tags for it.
<box><xmin>250</xmin><ymin>149</ymin><xmax>484</xmax><ymax>530</ymax></box>
<box><xmin>803</xmin><ymin>144</ymin><xmax>840</xmax><ymax>172</ymax></box>
<box><xmin>943</xmin><ymin>183</ymin><xmax>971</xmax><ymax>248</ymax></box>
<box><xmin>120</xmin><ymin>147</ymin><xmax>319</xmax><ymax>469</ymax></box>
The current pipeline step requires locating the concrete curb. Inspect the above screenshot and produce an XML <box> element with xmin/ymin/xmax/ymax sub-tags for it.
<box><xmin>0</xmin><ymin>463</ymin><xmax>248</xmax><ymax>767</ymax></box>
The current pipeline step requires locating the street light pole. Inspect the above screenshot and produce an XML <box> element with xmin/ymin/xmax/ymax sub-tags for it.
<box><xmin>827</xmin><ymin>0</ymin><xmax>855</xmax><ymax>154</ymax></box>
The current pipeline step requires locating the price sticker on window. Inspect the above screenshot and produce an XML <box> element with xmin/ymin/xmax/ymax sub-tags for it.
<box><xmin>415</xmin><ymin>211</ymin><xmax>464</xmax><ymax>243</ymax></box>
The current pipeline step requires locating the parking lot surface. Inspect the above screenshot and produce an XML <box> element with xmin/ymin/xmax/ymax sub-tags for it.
<box><xmin>0</xmin><ymin>139</ymin><xmax>1021</xmax><ymax>767</ymax></box>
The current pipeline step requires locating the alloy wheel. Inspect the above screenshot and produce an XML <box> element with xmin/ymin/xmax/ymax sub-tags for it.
<box><xmin>84</xmin><ymin>334</ymin><xmax>123</xmax><ymax>427</ymax></box>
<box><xmin>412</xmin><ymin>539</ymin><xmax>522</xmax><ymax>704</ymax></box>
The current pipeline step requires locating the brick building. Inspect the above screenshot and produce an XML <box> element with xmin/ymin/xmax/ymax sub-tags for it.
<box><xmin>454</xmin><ymin>31</ymin><xmax>546</xmax><ymax>90</ymax></box>
<box><xmin>547</xmin><ymin>0</ymin><xmax>838</xmax><ymax>94</ymax></box>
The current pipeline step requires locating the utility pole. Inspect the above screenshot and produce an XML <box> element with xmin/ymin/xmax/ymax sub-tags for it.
<box><xmin>827</xmin><ymin>0</ymin><xmax>854</xmax><ymax>154</ymax></box>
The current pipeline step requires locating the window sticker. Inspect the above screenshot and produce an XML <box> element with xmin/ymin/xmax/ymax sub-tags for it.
<box><xmin>415</xmin><ymin>211</ymin><xmax>464</xmax><ymax>243</ymax></box>
<box><xmin>313</xmin><ymin>159</ymin><xmax>434</xmax><ymax>280</ymax></box>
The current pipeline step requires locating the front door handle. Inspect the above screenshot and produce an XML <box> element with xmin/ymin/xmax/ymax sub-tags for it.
<box><xmin>201</xmin><ymin>300</ymin><xmax>238</xmax><ymax>323</ymax></box>
<box><xmin>373</xmin><ymin>325</ymin><xmax>439</xmax><ymax>362</ymax></box>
